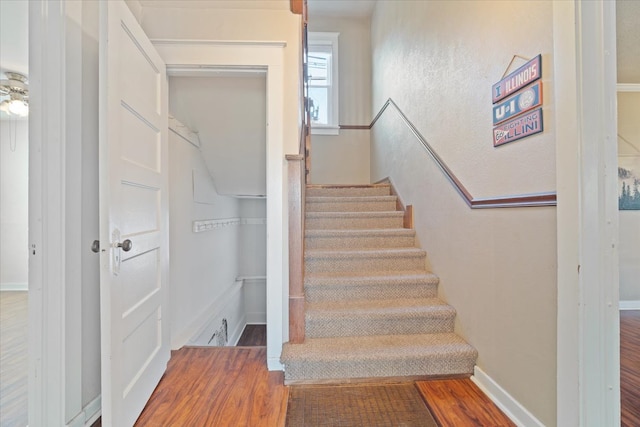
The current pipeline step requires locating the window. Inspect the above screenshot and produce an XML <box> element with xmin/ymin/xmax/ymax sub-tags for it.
<box><xmin>308</xmin><ymin>32</ymin><xmax>339</xmax><ymax>135</ymax></box>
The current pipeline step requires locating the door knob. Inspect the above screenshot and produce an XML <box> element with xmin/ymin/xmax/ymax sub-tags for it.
<box><xmin>91</xmin><ymin>240</ymin><xmax>100</xmax><ymax>253</ymax></box>
<box><xmin>117</xmin><ymin>239</ymin><xmax>133</xmax><ymax>252</ymax></box>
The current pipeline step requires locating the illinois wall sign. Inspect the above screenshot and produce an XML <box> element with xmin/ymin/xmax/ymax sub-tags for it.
<box><xmin>492</xmin><ymin>55</ymin><xmax>543</xmax><ymax>147</ymax></box>
<box><xmin>493</xmin><ymin>108</ymin><xmax>543</xmax><ymax>147</ymax></box>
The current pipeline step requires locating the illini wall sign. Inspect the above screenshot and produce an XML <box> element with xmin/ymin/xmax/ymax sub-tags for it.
<box><xmin>492</xmin><ymin>55</ymin><xmax>543</xmax><ymax>147</ymax></box>
<box><xmin>492</xmin><ymin>55</ymin><xmax>541</xmax><ymax>103</ymax></box>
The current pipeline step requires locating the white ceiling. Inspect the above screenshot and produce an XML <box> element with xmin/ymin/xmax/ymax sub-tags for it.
<box><xmin>307</xmin><ymin>0</ymin><xmax>376</xmax><ymax>18</ymax></box>
<box><xmin>138</xmin><ymin>0</ymin><xmax>289</xmax><ymax>10</ymax></box>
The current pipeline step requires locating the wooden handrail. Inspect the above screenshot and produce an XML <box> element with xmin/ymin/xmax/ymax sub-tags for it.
<box><xmin>290</xmin><ymin>0</ymin><xmax>304</xmax><ymax>15</ymax></box>
<box><xmin>342</xmin><ymin>98</ymin><xmax>557</xmax><ymax>209</ymax></box>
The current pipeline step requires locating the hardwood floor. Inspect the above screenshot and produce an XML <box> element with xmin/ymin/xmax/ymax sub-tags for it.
<box><xmin>136</xmin><ymin>347</ymin><xmax>511</xmax><ymax>426</ymax></box>
<box><xmin>122</xmin><ymin>311</ymin><xmax>640</xmax><ymax>425</ymax></box>
<box><xmin>416</xmin><ymin>379</ymin><xmax>515</xmax><ymax>427</ymax></box>
<box><xmin>237</xmin><ymin>324</ymin><xmax>267</xmax><ymax>347</ymax></box>
<box><xmin>134</xmin><ymin>347</ymin><xmax>288</xmax><ymax>426</ymax></box>
<box><xmin>0</xmin><ymin>291</ymin><xmax>28</xmax><ymax>427</ymax></box>
<box><xmin>621</xmin><ymin>310</ymin><xmax>640</xmax><ymax>427</ymax></box>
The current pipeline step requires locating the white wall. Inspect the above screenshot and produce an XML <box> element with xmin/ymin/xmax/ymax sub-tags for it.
<box><xmin>620</xmin><ymin>212</ymin><xmax>640</xmax><ymax>301</ymax></box>
<box><xmin>239</xmin><ymin>199</ymin><xmax>267</xmax><ymax>277</ymax></box>
<box><xmin>74</xmin><ymin>1</ymin><xmax>102</xmax><ymax>410</ymax></box>
<box><xmin>0</xmin><ymin>119</ymin><xmax>29</xmax><ymax>290</ymax></box>
<box><xmin>169</xmin><ymin>75</ymin><xmax>267</xmax><ymax>196</ymax></box>
<box><xmin>239</xmin><ymin>199</ymin><xmax>267</xmax><ymax>324</ymax></box>
<box><xmin>370</xmin><ymin>1</ymin><xmax>557</xmax><ymax>425</ymax></box>
<box><xmin>138</xmin><ymin>5</ymin><xmax>300</xmax><ymax>157</ymax></box>
<box><xmin>308</xmin><ymin>16</ymin><xmax>371</xmax><ymax>184</ymax></box>
<box><xmin>167</xmin><ymin>126</ymin><xmax>242</xmax><ymax>348</ymax></box>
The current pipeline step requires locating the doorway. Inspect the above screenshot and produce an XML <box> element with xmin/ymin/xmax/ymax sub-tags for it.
<box><xmin>0</xmin><ymin>114</ymin><xmax>29</xmax><ymax>427</ymax></box>
<box><xmin>0</xmin><ymin>1</ymin><xmax>29</xmax><ymax>425</ymax></box>
<box><xmin>165</xmin><ymin>72</ymin><xmax>268</xmax><ymax>350</ymax></box>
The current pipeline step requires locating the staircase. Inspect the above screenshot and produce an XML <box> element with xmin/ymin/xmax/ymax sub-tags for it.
<box><xmin>281</xmin><ymin>183</ymin><xmax>477</xmax><ymax>383</ymax></box>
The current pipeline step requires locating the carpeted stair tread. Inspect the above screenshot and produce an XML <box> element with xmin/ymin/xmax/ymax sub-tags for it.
<box><xmin>304</xmin><ymin>271</ymin><xmax>439</xmax><ymax>302</ymax></box>
<box><xmin>305</xmin><ymin>247</ymin><xmax>426</xmax><ymax>259</ymax></box>
<box><xmin>306</xmin><ymin>184</ymin><xmax>391</xmax><ymax>197</ymax></box>
<box><xmin>305</xmin><ymin>270</ymin><xmax>438</xmax><ymax>286</ymax></box>
<box><xmin>282</xmin><ymin>333</ymin><xmax>475</xmax><ymax>362</ymax></box>
<box><xmin>307</xmin><ymin>297</ymin><xmax>453</xmax><ymax>315</ymax></box>
<box><xmin>280</xmin><ymin>333</ymin><xmax>477</xmax><ymax>381</ymax></box>
<box><xmin>305</xmin><ymin>228</ymin><xmax>416</xmax><ymax>250</ymax></box>
<box><xmin>305</xmin><ymin>298</ymin><xmax>456</xmax><ymax>338</ymax></box>
<box><xmin>306</xmin><ymin>211</ymin><xmax>405</xmax><ymax>230</ymax></box>
<box><xmin>306</xmin><ymin>195</ymin><xmax>398</xmax><ymax>212</ymax></box>
<box><xmin>305</xmin><ymin>248</ymin><xmax>427</xmax><ymax>273</ymax></box>
<box><xmin>306</xmin><ymin>228</ymin><xmax>415</xmax><ymax>238</ymax></box>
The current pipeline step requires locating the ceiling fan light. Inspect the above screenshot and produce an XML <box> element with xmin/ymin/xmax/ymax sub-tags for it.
<box><xmin>7</xmin><ymin>99</ymin><xmax>29</xmax><ymax>117</ymax></box>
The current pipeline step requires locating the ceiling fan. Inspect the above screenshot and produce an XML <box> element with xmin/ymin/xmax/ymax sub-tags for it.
<box><xmin>0</xmin><ymin>72</ymin><xmax>29</xmax><ymax>117</ymax></box>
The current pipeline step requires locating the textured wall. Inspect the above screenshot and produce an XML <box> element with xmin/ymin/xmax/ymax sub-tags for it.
<box><xmin>308</xmin><ymin>16</ymin><xmax>371</xmax><ymax>184</ymax></box>
<box><xmin>371</xmin><ymin>0</ymin><xmax>555</xmax><ymax>198</ymax></box>
<box><xmin>370</xmin><ymin>1</ymin><xmax>557</xmax><ymax>425</ymax></box>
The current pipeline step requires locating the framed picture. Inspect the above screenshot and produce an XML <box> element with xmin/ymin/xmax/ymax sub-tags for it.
<box><xmin>618</xmin><ymin>155</ymin><xmax>640</xmax><ymax>210</ymax></box>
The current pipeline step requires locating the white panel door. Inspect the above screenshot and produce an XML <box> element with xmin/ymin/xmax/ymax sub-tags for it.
<box><xmin>99</xmin><ymin>1</ymin><xmax>169</xmax><ymax>425</ymax></box>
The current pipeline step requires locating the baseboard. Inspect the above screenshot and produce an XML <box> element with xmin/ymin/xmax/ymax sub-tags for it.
<box><xmin>229</xmin><ymin>314</ymin><xmax>247</xmax><ymax>346</ymax></box>
<box><xmin>172</xmin><ymin>279</ymin><xmax>243</xmax><ymax>349</ymax></box>
<box><xmin>619</xmin><ymin>300</ymin><xmax>640</xmax><ymax>310</ymax></box>
<box><xmin>83</xmin><ymin>395</ymin><xmax>101</xmax><ymax>426</ymax></box>
<box><xmin>65</xmin><ymin>394</ymin><xmax>101</xmax><ymax>427</ymax></box>
<box><xmin>267</xmin><ymin>356</ymin><xmax>284</xmax><ymax>371</ymax></box>
<box><xmin>472</xmin><ymin>366</ymin><xmax>545</xmax><ymax>427</ymax></box>
<box><xmin>0</xmin><ymin>282</ymin><xmax>28</xmax><ymax>291</ymax></box>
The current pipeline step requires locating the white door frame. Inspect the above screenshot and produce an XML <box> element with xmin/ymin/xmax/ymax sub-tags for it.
<box><xmin>152</xmin><ymin>39</ymin><xmax>287</xmax><ymax>370</ymax></box>
<box><xmin>28</xmin><ymin>0</ymin><xmax>69</xmax><ymax>425</ymax></box>
<box><xmin>554</xmin><ymin>1</ymin><xmax>620</xmax><ymax>425</ymax></box>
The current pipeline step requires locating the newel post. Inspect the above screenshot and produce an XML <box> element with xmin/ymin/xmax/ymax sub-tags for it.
<box><xmin>286</xmin><ymin>154</ymin><xmax>305</xmax><ymax>343</ymax></box>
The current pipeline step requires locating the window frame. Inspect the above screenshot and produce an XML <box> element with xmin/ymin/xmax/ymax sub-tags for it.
<box><xmin>308</xmin><ymin>32</ymin><xmax>339</xmax><ymax>135</ymax></box>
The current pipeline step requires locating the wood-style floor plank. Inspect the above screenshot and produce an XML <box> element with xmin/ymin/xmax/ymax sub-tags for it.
<box><xmin>416</xmin><ymin>378</ymin><xmax>516</xmax><ymax>427</ymax></box>
<box><xmin>0</xmin><ymin>291</ymin><xmax>28</xmax><ymax>427</ymax></box>
<box><xmin>621</xmin><ymin>310</ymin><xmax>640</xmax><ymax>427</ymax></box>
<box><xmin>134</xmin><ymin>347</ymin><xmax>288</xmax><ymax>427</ymax></box>
<box><xmin>237</xmin><ymin>324</ymin><xmax>267</xmax><ymax>347</ymax></box>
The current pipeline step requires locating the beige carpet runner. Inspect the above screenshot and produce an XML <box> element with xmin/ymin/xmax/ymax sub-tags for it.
<box><xmin>281</xmin><ymin>184</ymin><xmax>477</xmax><ymax>383</ymax></box>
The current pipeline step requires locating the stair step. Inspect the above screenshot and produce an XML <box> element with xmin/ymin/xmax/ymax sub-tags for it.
<box><xmin>306</xmin><ymin>184</ymin><xmax>391</xmax><ymax>198</ymax></box>
<box><xmin>280</xmin><ymin>333</ymin><xmax>477</xmax><ymax>383</ymax></box>
<box><xmin>306</xmin><ymin>211</ymin><xmax>404</xmax><ymax>230</ymax></box>
<box><xmin>306</xmin><ymin>298</ymin><xmax>455</xmax><ymax>338</ymax></box>
<box><xmin>305</xmin><ymin>228</ymin><xmax>416</xmax><ymax>250</ymax></box>
<box><xmin>305</xmin><ymin>271</ymin><xmax>438</xmax><ymax>302</ymax></box>
<box><xmin>306</xmin><ymin>195</ymin><xmax>398</xmax><ymax>212</ymax></box>
<box><xmin>305</xmin><ymin>248</ymin><xmax>426</xmax><ymax>274</ymax></box>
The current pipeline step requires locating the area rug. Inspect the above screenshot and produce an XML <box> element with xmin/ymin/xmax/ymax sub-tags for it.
<box><xmin>285</xmin><ymin>383</ymin><xmax>438</xmax><ymax>427</ymax></box>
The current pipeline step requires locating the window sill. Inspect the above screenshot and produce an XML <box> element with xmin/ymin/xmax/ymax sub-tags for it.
<box><xmin>310</xmin><ymin>126</ymin><xmax>340</xmax><ymax>136</ymax></box>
